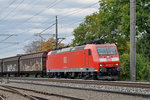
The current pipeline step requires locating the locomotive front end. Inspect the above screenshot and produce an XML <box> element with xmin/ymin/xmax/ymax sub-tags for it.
<box><xmin>96</xmin><ymin>44</ymin><xmax>122</xmax><ymax>79</ymax></box>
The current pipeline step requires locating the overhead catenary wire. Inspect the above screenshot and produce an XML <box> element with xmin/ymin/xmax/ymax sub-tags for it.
<box><xmin>1</xmin><ymin>1</ymin><xmax>97</xmax><ymax>43</ymax></box>
<box><xmin>21</xmin><ymin>0</ymin><xmax>60</xmax><ymax>23</ymax></box>
<box><xmin>0</xmin><ymin>0</ymin><xmax>25</xmax><ymax>22</ymax></box>
<box><xmin>58</xmin><ymin>1</ymin><xmax>99</xmax><ymax>21</ymax></box>
<box><xmin>12</xmin><ymin>2</ymin><xmax>97</xmax><ymax>45</ymax></box>
<box><xmin>0</xmin><ymin>0</ymin><xmax>99</xmax><ymax>55</ymax></box>
<box><xmin>0</xmin><ymin>36</ymin><xmax>34</xmax><ymax>52</ymax></box>
<box><xmin>57</xmin><ymin>2</ymin><xmax>99</xmax><ymax>43</ymax></box>
<box><xmin>0</xmin><ymin>22</ymin><xmax>56</xmax><ymax>51</ymax></box>
<box><xmin>1</xmin><ymin>0</ymin><xmax>95</xmax><ymax>37</ymax></box>
<box><xmin>0</xmin><ymin>0</ymin><xmax>16</xmax><ymax>15</ymax></box>
<box><xmin>38</xmin><ymin>23</ymin><xmax>56</xmax><ymax>34</ymax></box>
<box><xmin>0</xmin><ymin>34</ymin><xmax>16</xmax><ymax>43</ymax></box>
<box><xmin>9</xmin><ymin>0</ymin><xmax>64</xmax><ymax>28</ymax></box>
<box><xmin>7</xmin><ymin>0</ymin><xmax>38</xmax><ymax>18</ymax></box>
<box><xmin>17</xmin><ymin>1</ymin><xmax>98</xmax><ymax>36</ymax></box>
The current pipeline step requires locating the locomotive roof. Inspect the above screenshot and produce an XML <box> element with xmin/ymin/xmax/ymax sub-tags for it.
<box><xmin>51</xmin><ymin>45</ymin><xmax>86</xmax><ymax>55</ymax></box>
<box><xmin>91</xmin><ymin>43</ymin><xmax>116</xmax><ymax>46</ymax></box>
<box><xmin>50</xmin><ymin>44</ymin><xmax>116</xmax><ymax>55</ymax></box>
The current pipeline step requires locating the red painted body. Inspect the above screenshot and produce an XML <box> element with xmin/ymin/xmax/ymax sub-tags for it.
<box><xmin>46</xmin><ymin>44</ymin><xmax>120</xmax><ymax>73</ymax></box>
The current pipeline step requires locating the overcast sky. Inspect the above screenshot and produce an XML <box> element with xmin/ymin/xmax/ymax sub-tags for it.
<box><xmin>0</xmin><ymin>0</ymin><xmax>99</xmax><ymax>58</ymax></box>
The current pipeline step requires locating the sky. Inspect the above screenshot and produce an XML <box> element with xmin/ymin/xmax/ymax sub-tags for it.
<box><xmin>0</xmin><ymin>0</ymin><xmax>99</xmax><ymax>58</ymax></box>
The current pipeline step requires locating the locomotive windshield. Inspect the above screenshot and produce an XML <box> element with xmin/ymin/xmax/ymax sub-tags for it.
<box><xmin>97</xmin><ymin>46</ymin><xmax>117</xmax><ymax>55</ymax></box>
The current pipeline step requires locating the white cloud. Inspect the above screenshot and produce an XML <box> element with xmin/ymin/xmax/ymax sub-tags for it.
<box><xmin>7</xmin><ymin>14</ymin><xmax>32</xmax><ymax>20</ymax></box>
<box><xmin>0</xmin><ymin>0</ymin><xmax>99</xmax><ymax>58</ymax></box>
<box><xmin>62</xmin><ymin>35</ymin><xmax>74</xmax><ymax>45</ymax></box>
<box><xmin>28</xmin><ymin>29</ymin><xmax>43</xmax><ymax>34</ymax></box>
<box><xmin>43</xmin><ymin>8</ymin><xmax>98</xmax><ymax>17</ymax></box>
<box><xmin>59</xmin><ymin>27</ymin><xmax>74</xmax><ymax>34</ymax></box>
<box><xmin>73</xmin><ymin>0</ymin><xmax>99</xmax><ymax>4</ymax></box>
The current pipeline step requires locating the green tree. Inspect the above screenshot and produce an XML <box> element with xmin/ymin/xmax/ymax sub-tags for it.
<box><xmin>118</xmin><ymin>53</ymin><xmax>150</xmax><ymax>81</ymax></box>
<box><xmin>136</xmin><ymin>15</ymin><xmax>150</xmax><ymax>59</ymax></box>
<box><xmin>72</xmin><ymin>0</ymin><xmax>150</xmax><ymax>55</ymax></box>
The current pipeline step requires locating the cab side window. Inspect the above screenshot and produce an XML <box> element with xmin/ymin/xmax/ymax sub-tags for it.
<box><xmin>88</xmin><ymin>49</ymin><xmax>91</xmax><ymax>56</ymax></box>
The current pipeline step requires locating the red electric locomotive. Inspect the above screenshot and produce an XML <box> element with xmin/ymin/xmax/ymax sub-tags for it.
<box><xmin>46</xmin><ymin>44</ymin><xmax>122</xmax><ymax>79</ymax></box>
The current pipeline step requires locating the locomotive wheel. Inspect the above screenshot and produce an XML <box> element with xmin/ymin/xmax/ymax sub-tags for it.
<box><xmin>67</xmin><ymin>72</ymin><xmax>71</xmax><ymax>79</ymax></box>
<box><xmin>91</xmin><ymin>72</ymin><xmax>97</xmax><ymax>80</ymax></box>
<box><xmin>71</xmin><ymin>72</ymin><xmax>75</xmax><ymax>79</ymax></box>
<box><xmin>15</xmin><ymin>74</ymin><xmax>17</xmax><ymax>77</ymax></box>
<box><xmin>54</xmin><ymin>73</ymin><xmax>58</xmax><ymax>78</ymax></box>
<box><xmin>35</xmin><ymin>74</ymin><xmax>38</xmax><ymax>77</ymax></box>
<box><xmin>40</xmin><ymin>74</ymin><xmax>43</xmax><ymax>77</ymax></box>
<box><xmin>25</xmin><ymin>74</ymin><xmax>29</xmax><ymax>77</ymax></box>
<box><xmin>82</xmin><ymin>72</ymin><xmax>90</xmax><ymax>80</ymax></box>
<box><xmin>48</xmin><ymin>73</ymin><xmax>52</xmax><ymax>78</ymax></box>
<box><xmin>8</xmin><ymin>74</ymin><xmax>10</xmax><ymax>77</ymax></box>
<box><xmin>97</xmin><ymin>72</ymin><xmax>102</xmax><ymax>80</ymax></box>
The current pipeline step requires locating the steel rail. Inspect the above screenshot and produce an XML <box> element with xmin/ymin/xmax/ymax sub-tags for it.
<box><xmin>0</xmin><ymin>95</ymin><xmax>5</xmax><ymax>100</ymax></box>
<box><xmin>6</xmin><ymin>77</ymin><xmax>150</xmax><ymax>89</ymax></box>
<box><xmin>1</xmin><ymin>78</ymin><xmax>150</xmax><ymax>99</ymax></box>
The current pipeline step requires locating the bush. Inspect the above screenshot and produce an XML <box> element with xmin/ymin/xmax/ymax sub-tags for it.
<box><xmin>118</xmin><ymin>53</ymin><xmax>150</xmax><ymax>81</ymax></box>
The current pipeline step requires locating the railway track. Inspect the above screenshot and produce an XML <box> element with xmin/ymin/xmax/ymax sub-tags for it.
<box><xmin>1</xmin><ymin>85</ymin><xmax>50</xmax><ymax>100</ymax></box>
<box><xmin>0</xmin><ymin>85</ymin><xmax>84</xmax><ymax>100</ymax></box>
<box><xmin>1</xmin><ymin>77</ymin><xmax>150</xmax><ymax>99</ymax></box>
<box><xmin>6</xmin><ymin>77</ymin><xmax>150</xmax><ymax>89</ymax></box>
<box><xmin>0</xmin><ymin>95</ymin><xmax>5</xmax><ymax>100</ymax></box>
<box><xmin>0</xmin><ymin>85</ymin><xmax>46</xmax><ymax>100</ymax></box>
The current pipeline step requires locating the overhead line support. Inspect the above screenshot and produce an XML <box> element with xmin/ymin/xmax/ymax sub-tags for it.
<box><xmin>130</xmin><ymin>0</ymin><xmax>136</xmax><ymax>81</ymax></box>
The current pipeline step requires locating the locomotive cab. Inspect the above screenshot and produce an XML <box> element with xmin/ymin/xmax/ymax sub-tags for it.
<box><xmin>85</xmin><ymin>44</ymin><xmax>122</xmax><ymax>79</ymax></box>
<box><xmin>96</xmin><ymin>44</ymin><xmax>122</xmax><ymax>77</ymax></box>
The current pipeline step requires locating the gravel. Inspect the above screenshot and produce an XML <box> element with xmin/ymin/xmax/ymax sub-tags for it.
<box><xmin>0</xmin><ymin>90</ymin><xmax>28</xmax><ymax>100</ymax></box>
<box><xmin>1</xmin><ymin>82</ymin><xmax>150</xmax><ymax>100</ymax></box>
<box><xmin>9</xmin><ymin>79</ymin><xmax>150</xmax><ymax>96</ymax></box>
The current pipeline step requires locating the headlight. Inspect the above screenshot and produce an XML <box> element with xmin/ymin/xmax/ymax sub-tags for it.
<box><xmin>100</xmin><ymin>64</ymin><xmax>104</xmax><ymax>67</ymax></box>
<box><xmin>99</xmin><ymin>58</ymin><xmax>107</xmax><ymax>62</ymax></box>
<box><xmin>111</xmin><ymin>57</ymin><xmax>119</xmax><ymax>61</ymax></box>
<box><xmin>114</xmin><ymin>63</ymin><xmax>119</xmax><ymax>66</ymax></box>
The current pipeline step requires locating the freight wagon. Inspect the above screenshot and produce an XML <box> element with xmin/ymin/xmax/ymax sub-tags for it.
<box><xmin>0</xmin><ymin>50</ymin><xmax>50</xmax><ymax>77</ymax></box>
<box><xmin>2</xmin><ymin>56</ymin><xmax>20</xmax><ymax>77</ymax></box>
<box><xmin>19</xmin><ymin>51</ymin><xmax>49</xmax><ymax>77</ymax></box>
<box><xmin>0</xmin><ymin>59</ymin><xmax>2</xmax><ymax>76</ymax></box>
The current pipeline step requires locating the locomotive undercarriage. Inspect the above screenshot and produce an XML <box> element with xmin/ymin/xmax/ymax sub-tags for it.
<box><xmin>1</xmin><ymin>67</ymin><xmax>121</xmax><ymax>80</ymax></box>
<box><xmin>47</xmin><ymin>67</ymin><xmax>121</xmax><ymax>80</ymax></box>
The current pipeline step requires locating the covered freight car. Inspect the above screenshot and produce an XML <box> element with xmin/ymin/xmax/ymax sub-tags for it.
<box><xmin>19</xmin><ymin>50</ymin><xmax>49</xmax><ymax>77</ymax></box>
<box><xmin>0</xmin><ymin>59</ymin><xmax>2</xmax><ymax>76</ymax></box>
<box><xmin>2</xmin><ymin>56</ymin><xmax>20</xmax><ymax>77</ymax></box>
